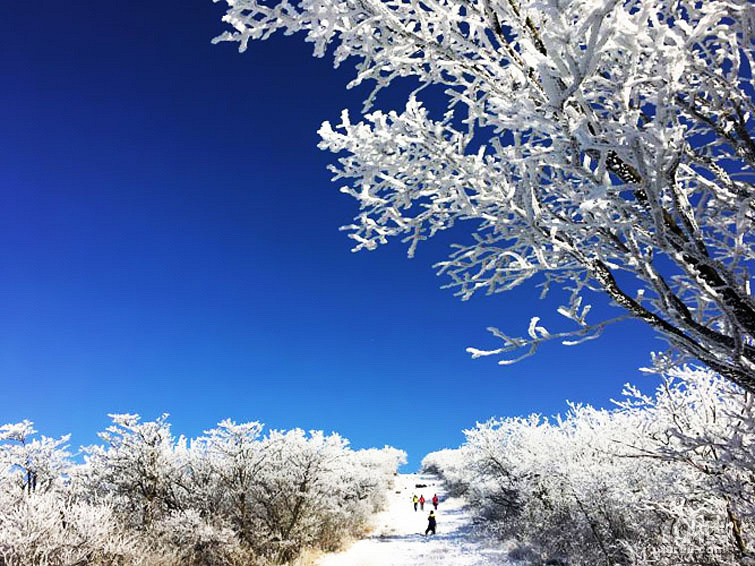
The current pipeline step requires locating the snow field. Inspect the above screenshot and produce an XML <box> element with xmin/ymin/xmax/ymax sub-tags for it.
<box><xmin>316</xmin><ymin>473</ymin><xmax>513</xmax><ymax>566</ymax></box>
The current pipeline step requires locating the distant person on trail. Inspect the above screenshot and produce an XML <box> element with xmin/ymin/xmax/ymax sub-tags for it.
<box><xmin>419</xmin><ymin>495</ymin><xmax>425</xmax><ymax>511</ymax></box>
<box><xmin>432</xmin><ymin>494</ymin><xmax>439</xmax><ymax>510</ymax></box>
<box><xmin>425</xmin><ymin>511</ymin><xmax>437</xmax><ymax>535</ymax></box>
<box><xmin>412</xmin><ymin>494</ymin><xmax>419</xmax><ymax>511</ymax></box>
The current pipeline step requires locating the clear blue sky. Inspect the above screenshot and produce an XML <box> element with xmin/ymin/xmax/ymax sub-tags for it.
<box><xmin>1</xmin><ymin>1</ymin><xmax>661</xmax><ymax>470</ymax></box>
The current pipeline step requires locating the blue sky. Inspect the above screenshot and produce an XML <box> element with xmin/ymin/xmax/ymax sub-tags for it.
<box><xmin>1</xmin><ymin>1</ymin><xmax>661</xmax><ymax>469</ymax></box>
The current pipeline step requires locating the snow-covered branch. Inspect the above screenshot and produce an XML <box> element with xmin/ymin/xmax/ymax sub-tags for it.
<box><xmin>215</xmin><ymin>0</ymin><xmax>755</xmax><ymax>391</ymax></box>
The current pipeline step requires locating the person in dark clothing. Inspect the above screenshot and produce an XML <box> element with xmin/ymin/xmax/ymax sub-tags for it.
<box><xmin>425</xmin><ymin>510</ymin><xmax>437</xmax><ymax>535</ymax></box>
<box><xmin>432</xmin><ymin>494</ymin><xmax>439</xmax><ymax>510</ymax></box>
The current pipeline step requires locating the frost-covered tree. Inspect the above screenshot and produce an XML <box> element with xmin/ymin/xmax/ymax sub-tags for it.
<box><xmin>214</xmin><ymin>0</ymin><xmax>755</xmax><ymax>391</ymax></box>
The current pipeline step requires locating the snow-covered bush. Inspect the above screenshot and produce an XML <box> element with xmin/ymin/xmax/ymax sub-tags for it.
<box><xmin>347</xmin><ymin>446</ymin><xmax>408</xmax><ymax>513</ymax></box>
<box><xmin>211</xmin><ymin>428</ymin><xmax>401</xmax><ymax>561</ymax></box>
<box><xmin>616</xmin><ymin>366</ymin><xmax>755</xmax><ymax>559</ymax></box>
<box><xmin>76</xmin><ymin>413</ymin><xmax>188</xmax><ymax>529</ymax></box>
<box><xmin>0</xmin><ymin>421</ymin><xmax>70</xmax><ymax>495</ymax></box>
<box><xmin>181</xmin><ymin>421</ymin><xmax>405</xmax><ymax>561</ymax></box>
<box><xmin>148</xmin><ymin>509</ymin><xmax>245</xmax><ymax>566</ymax></box>
<box><xmin>421</xmin><ymin>448</ymin><xmax>469</xmax><ymax>498</ymax></box>
<box><xmin>425</xmin><ymin>366</ymin><xmax>754</xmax><ymax>565</ymax></box>
<box><xmin>0</xmin><ymin>414</ymin><xmax>404</xmax><ymax>566</ymax></box>
<box><xmin>0</xmin><ymin>490</ymin><xmax>143</xmax><ymax>566</ymax></box>
<box><xmin>183</xmin><ymin>419</ymin><xmax>267</xmax><ymax>545</ymax></box>
<box><xmin>0</xmin><ymin>425</ymin><xmax>144</xmax><ymax>566</ymax></box>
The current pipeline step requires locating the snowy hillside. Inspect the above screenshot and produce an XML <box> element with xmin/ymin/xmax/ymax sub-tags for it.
<box><xmin>316</xmin><ymin>473</ymin><xmax>512</xmax><ymax>566</ymax></box>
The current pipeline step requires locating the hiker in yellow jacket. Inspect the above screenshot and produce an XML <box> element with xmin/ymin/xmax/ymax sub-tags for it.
<box><xmin>412</xmin><ymin>494</ymin><xmax>419</xmax><ymax>511</ymax></box>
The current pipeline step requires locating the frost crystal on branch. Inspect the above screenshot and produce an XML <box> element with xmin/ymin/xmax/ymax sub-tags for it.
<box><xmin>215</xmin><ymin>0</ymin><xmax>755</xmax><ymax>391</ymax></box>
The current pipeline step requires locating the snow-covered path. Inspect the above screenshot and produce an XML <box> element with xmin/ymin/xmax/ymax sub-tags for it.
<box><xmin>316</xmin><ymin>473</ymin><xmax>512</xmax><ymax>566</ymax></box>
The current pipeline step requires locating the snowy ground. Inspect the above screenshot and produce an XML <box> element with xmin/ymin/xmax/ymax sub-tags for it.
<box><xmin>316</xmin><ymin>473</ymin><xmax>514</xmax><ymax>566</ymax></box>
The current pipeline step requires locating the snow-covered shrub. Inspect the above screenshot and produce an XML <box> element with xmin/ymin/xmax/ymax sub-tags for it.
<box><xmin>0</xmin><ymin>421</ymin><xmax>70</xmax><ymax>495</ymax></box>
<box><xmin>617</xmin><ymin>366</ymin><xmax>755</xmax><ymax>560</ymax></box>
<box><xmin>184</xmin><ymin>421</ymin><xmax>405</xmax><ymax>560</ymax></box>
<box><xmin>426</xmin><ymin>366</ymin><xmax>754</xmax><ymax>565</ymax></box>
<box><xmin>76</xmin><ymin>413</ymin><xmax>188</xmax><ymax>529</ymax></box>
<box><xmin>0</xmin><ymin>424</ymin><xmax>142</xmax><ymax>566</ymax></box>
<box><xmin>148</xmin><ymin>509</ymin><xmax>248</xmax><ymax>566</ymax></box>
<box><xmin>0</xmin><ymin>421</ymin><xmax>160</xmax><ymax>566</ymax></box>
<box><xmin>183</xmin><ymin>419</ymin><xmax>266</xmax><ymax>546</ymax></box>
<box><xmin>348</xmin><ymin>446</ymin><xmax>407</xmax><ymax>514</ymax></box>
<box><xmin>234</xmin><ymin>429</ymin><xmax>384</xmax><ymax>561</ymax></box>
<box><xmin>0</xmin><ymin>414</ymin><xmax>403</xmax><ymax>565</ymax></box>
<box><xmin>0</xmin><ymin>490</ymin><xmax>142</xmax><ymax>566</ymax></box>
<box><xmin>421</xmin><ymin>448</ymin><xmax>470</xmax><ymax>498</ymax></box>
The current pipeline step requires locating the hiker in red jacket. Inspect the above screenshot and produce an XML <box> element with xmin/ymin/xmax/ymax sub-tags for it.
<box><xmin>419</xmin><ymin>495</ymin><xmax>425</xmax><ymax>511</ymax></box>
<box><xmin>432</xmin><ymin>494</ymin><xmax>439</xmax><ymax>510</ymax></box>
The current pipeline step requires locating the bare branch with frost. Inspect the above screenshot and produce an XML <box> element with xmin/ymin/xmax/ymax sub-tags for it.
<box><xmin>214</xmin><ymin>0</ymin><xmax>755</xmax><ymax>391</ymax></box>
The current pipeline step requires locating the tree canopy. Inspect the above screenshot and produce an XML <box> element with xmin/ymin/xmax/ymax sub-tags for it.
<box><xmin>215</xmin><ymin>0</ymin><xmax>755</xmax><ymax>391</ymax></box>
